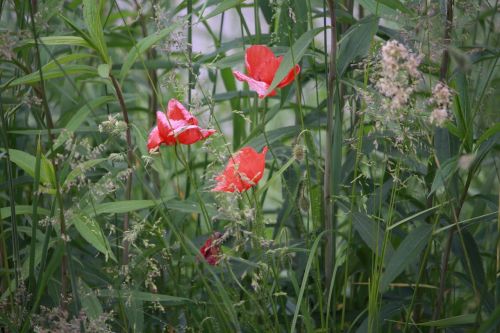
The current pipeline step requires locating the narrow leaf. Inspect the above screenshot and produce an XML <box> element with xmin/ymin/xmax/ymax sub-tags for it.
<box><xmin>119</xmin><ymin>20</ymin><xmax>187</xmax><ymax>81</ymax></box>
<box><xmin>98</xmin><ymin>289</ymin><xmax>193</xmax><ymax>305</ymax></box>
<box><xmin>267</xmin><ymin>27</ymin><xmax>324</xmax><ymax>94</ymax></box>
<box><xmin>91</xmin><ymin>200</ymin><xmax>156</xmax><ymax>215</ymax></box>
<box><xmin>73</xmin><ymin>216</ymin><xmax>117</xmax><ymax>262</ymax></box>
<box><xmin>0</xmin><ymin>205</ymin><xmax>50</xmax><ymax>220</ymax></box>
<box><xmin>83</xmin><ymin>0</ymin><xmax>109</xmax><ymax>63</ymax></box>
<box><xmin>415</xmin><ymin>314</ymin><xmax>476</xmax><ymax>327</ymax></box>
<box><xmin>337</xmin><ymin>16</ymin><xmax>378</xmax><ymax>76</ymax></box>
<box><xmin>2</xmin><ymin>149</ymin><xmax>55</xmax><ymax>186</ymax></box>
<box><xmin>18</xmin><ymin>36</ymin><xmax>92</xmax><ymax>49</ymax></box>
<box><xmin>352</xmin><ymin>212</ymin><xmax>394</xmax><ymax>263</ymax></box>
<box><xmin>201</xmin><ymin>0</ymin><xmax>244</xmax><ymax>21</ymax></box>
<box><xmin>53</xmin><ymin>96</ymin><xmax>115</xmax><ymax>151</ymax></box>
<box><xmin>380</xmin><ymin>224</ymin><xmax>432</xmax><ymax>291</ymax></box>
<box><xmin>63</xmin><ymin>158</ymin><xmax>107</xmax><ymax>186</ymax></box>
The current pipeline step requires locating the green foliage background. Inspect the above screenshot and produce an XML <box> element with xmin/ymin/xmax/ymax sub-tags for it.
<box><xmin>0</xmin><ymin>0</ymin><xmax>499</xmax><ymax>332</ymax></box>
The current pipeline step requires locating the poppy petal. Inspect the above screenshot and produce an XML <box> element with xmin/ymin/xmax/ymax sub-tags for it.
<box><xmin>156</xmin><ymin>111</ymin><xmax>172</xmax><ymax>139</ymax></box>
<box><xmin>173</xmin><ymin>125</ymin><xmax>216</xmax><ymax>145</ymax></box>
<box><xmin>199</xmin><ymin>234</ymin><xmax>222</xmax><ymax>266</ymax></box>
<box><xmin>167</xmin><ymin>99</ymin><xmax>198</xmax><ymax>125</ymax></box>
<box><xmin>277</xmin><ymin>64</ymin><xmax>301</xmax><ymax>88</ymax></box>
<box><xmin>212</xmin><ymin>146</ymin><xmax>268</xmax><ymax>192</ymax></box>
<box><xmin>147</xmin><ymin>126</ymin><xmax>162</xmax><ymax>153</ymax></box>
<box><xmin>245</xmin><ymin>45</ymin><xmax>281</xmax><ymax>84</ymax></box>
<box><xmin>233</xmin><ymin>70</ymin><xmax>276</xmax><ymax>99</ymax></box>
<box><xmin>235</xmin><ymin>146</ymin><xmax>268</xmax><ymax>189</ymax></box>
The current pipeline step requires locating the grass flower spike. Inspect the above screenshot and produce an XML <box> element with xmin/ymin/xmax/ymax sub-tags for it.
<box><xmin>212</xmin><ymin>146</ymin><xmax>268</xmax><ymax>192</ymax></box>
<box><xmin>147</xmin><ymin>99</ymin><xmax>216</xmax><ymax>152</ymax></box>
<box><xmin>233</xmin><ymin>45</ymin><xmax>300</xmax><ymax>98</ymax></box>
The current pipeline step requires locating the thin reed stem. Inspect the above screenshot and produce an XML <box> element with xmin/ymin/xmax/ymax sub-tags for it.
<box><xmin>324</xmin><ymin>0</ymin><xmax>338</xmax><ymax>310</ymax></box>
<box><xmin>109</xmin><ymin>74</ymin><xmax>134</xmax><ymax>265</ymax></box>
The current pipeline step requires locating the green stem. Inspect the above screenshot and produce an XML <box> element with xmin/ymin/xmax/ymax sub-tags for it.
<box><xmin>324</xmin><ymin>0</ymin><xmax>339</xmax><ymax>320</ymax></box>
<box><xmin>109</xmin><ymin>74</ymin><xmax>134</xmax><ymax>265</ymax></box>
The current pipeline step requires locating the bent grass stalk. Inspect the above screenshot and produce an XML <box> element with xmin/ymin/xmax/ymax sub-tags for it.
<box><xmin>324</xmin><ymin>0</ymin><xmax>339</xmax><ymax>316</ymax></box>
<box><xmin>109</xmin><ymin>74</ymin><xmax>134</xmax><ymax>266</ymax></box>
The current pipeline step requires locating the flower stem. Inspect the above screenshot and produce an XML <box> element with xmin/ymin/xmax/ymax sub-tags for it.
<box><xmin>430</xmin><ymin>0</ymin><xmax>456</xmax><ymax>329</ymax></box>
<box><xmin>110</xmin><ymin>74</ymin><xmax>134</xmax><ymax>266</ymax></box>
<box><xmin>324</xmin><ymin>0</ymin><xmax>338</xmax><ymax>315</ymax></box>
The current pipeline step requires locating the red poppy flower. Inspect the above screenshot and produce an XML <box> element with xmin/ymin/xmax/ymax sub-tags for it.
<box><xmin>212</xmin><ymin>146</ymin><xmax>268</xmax><ymax>193</ymax></box>
<box><xmin>233</xmin><ymin>45</ymin><xmax>301</xmax><ymax>98</ymax></box>
<box><xmin>147</xmin><ymin>99</ymin><xmax>216</xmax><ymax>152</ymax></box>
<box><xmin>200</xmin><ymin>232</ymin><xmax>223</xmax><ymax>266</ymax></box>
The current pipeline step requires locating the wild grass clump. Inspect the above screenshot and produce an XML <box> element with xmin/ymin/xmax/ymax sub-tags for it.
<box><xmin>0</xmin><ymin>0</ymin><xmax>499</xmax><ymax>332</ymax></box>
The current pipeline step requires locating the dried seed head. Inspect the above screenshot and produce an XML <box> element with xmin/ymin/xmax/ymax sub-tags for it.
<box><xmin>293</xmin><ymin>144</ymin><xmax>305</xmax><ymax>162</ymax></box>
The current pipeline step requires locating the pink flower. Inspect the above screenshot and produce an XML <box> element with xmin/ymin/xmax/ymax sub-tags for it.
<box><xmin>212</xmin><ymin>146</ymin><xmax>268</xmax><ymax>193</ymax></box>
<box><xmin>199</xmin><ymin>232</ymin><xmax>223</xmax><ymax>266</ymax></box>
<box><xmin>233</xmin><ymin>45</ymin><xmax>300</xmax><ymax>98</ymax></box>
<box><xmin>147</xmin><ymin>99</ymin><xmax>216</xmax><ymax>153</ymax></box>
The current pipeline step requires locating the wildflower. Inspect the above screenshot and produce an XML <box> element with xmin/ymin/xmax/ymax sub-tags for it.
<box><xmin>147</xmin><ymin>99</ymin><xmax>216</xmax><ymax>153</ymax></box>
<box><xmin>233</xmin><ymin>45</ymin><xmax>300</xmax><ymax>98</ymax></box>
<box><xmin>429</xmin><ymin>108</ymin><xmax>448</xmax><ymax>126</ymax></box>
<box><xmin>432</xmin><ymin>82</ymin><xmax>452</xmax><ymax>106</ymax></box>
<box><xmin>199</xmin><ymin>232</ymin><xmax>223</xmax><ymax>266</ymax></box>
<box><xmin>99</xmin><ymin>114</ymin><xmax>128</xmax><ymax>136</ymax></box>
<box><xmin>376</xmin><ymin>40</ymin><xmax>422</xmax><ymax>112</ymax></box>
<box><xmin>458</xmin><ymin>154</ymin><xmax>475</xmax><ymax>171</ymax></box>
<box><xmin>428</xmin><ymin>82</ymin><xmax>452</xmax><ymax>127</ymax></box>
<box><xmin>212</xmin><ymin>146</ymin><xmax>268</xmax><ymax>193</ymax></box>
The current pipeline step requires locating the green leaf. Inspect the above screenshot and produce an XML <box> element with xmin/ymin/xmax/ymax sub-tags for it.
<box><xmin>379</xmin><ymin>224</ymin><xmax>432</xmax><ymax>292</ymax></box>
<box><xmin>452</xmin><ymin>230</ymin><xmax>487</xmax><ymax>299</ymax></box>
<box><xmin>256</xmin><ymin>157</ymin><xmax>296</xmax><ymax>196</ymax></box>
<box><xmin>98</xmin><ymin>289</ymin><xmax>194</xmax><ymax>305</ymax></box>
<box><xmin>73</xmin><ymin>216</ymin><xmax>117</xmax><ymax>262</ymax></box>
<box><xmin>83</xmin><ymin>0</ymin><xmax>109</xmax><ymax>63</ymax></box>
<box><xmin>352</xmin><ymin>212</ymin><xmax>394</xmax><ymax>263</ymax></box>
<box><xmin>53</xmin><ymin>95</ymin><xmax>115</xmax><ymax>151</ymax></box>
<box><xmin>63</xmin><ymin>158</ymin><xmax>107</xmax><ymax>186</ymax></box>
<box><xmin>245</xmin><ymin>126</ymin><xmax>301</xmax><ymax>151</ymax></box>
<box><xmin>478</xmin><ymin>306</ymin><xmax>500</xmax><ymax>333</ymax></box>
<box><xmin>97</xmin><ymin>63</ymin><xmax>110</xmax><ymax>78</ymax></box>
<box><xmin>0</xmin><ymin>205</ymin><xmax>50</xmax><ymax>220</ymax></box>
<box><xmin>357</xmin><ymin>0</ymin><xmax>413</xmax><ymax>19</ymax></box>
<box><xmin>470</xmin><ymin>133</ymin><xmax>499</xmax><ymax>174</ymax></box>
<box><xmin>119</xmin><ymin>20</ymin><xmax>187</xmax><ymax>81</ymax></box>
<box><xmin>201</xmin><ymin>0</ymin><xmax>245</xmax><ymax>21</ymax></box>
<box><xmin>337</xmin><ymin>16</ymin><xmax>378</xmax><ymax>77</ymax></box>
<box><xmin>429</xmin><ymin>156</ymin><xmax>458</xmax><ymax>195</ymax></box>
<box><xmin>214</xmin><ymin>51</ymin><xmax>245</xmax><ymax>69</ymax></box>
<box><xmin>375</xmin><ymin>0</ymin><xmax>414</xmax><ymax>14</ymax></box>
<box><xmin>90</xmin><ymin>200</ymin><xmax>156</xmax><ymax>215</ymax></box>
<box><xmin>79</xmin><ymin>280</ymin><xmax>103</xmax><ymax>320</ymax></box>
<box><xmin>163</xmin><ymin>199</ymin><xmax>218</xmax><ymax>217</ymax></box>
<box><xmin>266</xmin><ymin>27</ymin><xmax>324</xmax><ymax>94</ymax></box>
<box><xmin>477</xmin><ymin>123</ymin><xmax>500</xmax><ymax>147</ymax></box>
<box><xmin>2</xmin><ymin>149</ymin><xmax>55</xmax><ymax>186</ymax></box>
<box><xmin>290</xmin><ymin>230</ymin><xmax>328</xmax><ymax>332</ymax></box>
<box><xmin>4</xmin><ymin>65</ymin><xmax>96</xmax><ymax>88</ymax></box>
<box><xmin>388</xmin><ymin>203</ymin><xmax>445</xmax><ymax>230</ymax></box>
<box><xmin>415</xmin><ymin>314</ymin><xmax>476</xmax><ymax>327</ymax></box>
<box><xmin>18</xmin><ymin>36</ymin><xmax>92</xmax><ymax>49</ymax></box>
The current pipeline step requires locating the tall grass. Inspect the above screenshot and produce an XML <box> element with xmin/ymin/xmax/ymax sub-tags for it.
<box><xmin>0</xmin><ymin>0</ymin><xmax>499</xmax><ymax>332</ymax></box>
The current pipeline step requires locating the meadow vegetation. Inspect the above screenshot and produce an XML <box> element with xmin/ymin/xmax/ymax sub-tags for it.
<box><xmin>0</xmin><ymin>0</ymin><xmax>499</xmax><ymax>332</ymax></box>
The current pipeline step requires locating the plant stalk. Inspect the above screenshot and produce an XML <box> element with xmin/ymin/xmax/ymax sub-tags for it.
<box><xmin>430</xmin><ymin>0</ymin><xmax>455</xmax><ymax>329</ymax></box>
<box><xmin>324</xmin><ymin>0</ymin><xmax>338</xmax><ymax>309</ymax></box>
<box><xmin>110</xmin><ymin>74</ymin><xmax>134</xmax><ymax>265</ymax></box>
